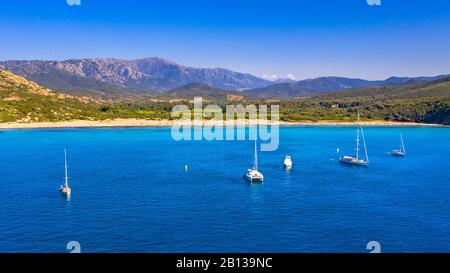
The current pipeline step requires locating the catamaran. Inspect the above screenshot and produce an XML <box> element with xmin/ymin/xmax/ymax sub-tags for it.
<box><xmin>59</xmin><ymin>149</ymin><xmax>71</xmax><ymax>196</ymax></box>
<box><xmin>391</xmin><ymin>134</ymin><xmax>406</xmax><ymax>157</ymax></box>
<box><xmin>244</xmin><ymin>129</ymin><xmax>264</xmax><ymax>182</ymax></box>
<box><xmin>283</xmin><ymin>155</ymin><xmax>293</xmax><ymax>168</ymax></box>
<box><xmin>339</xmin><ymin>113</ymin><xmax>369</xmax><ymax>166</ymax></box>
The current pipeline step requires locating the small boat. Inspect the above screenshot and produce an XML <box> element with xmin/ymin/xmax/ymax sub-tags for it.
<box><xmin>283</xmin><ymin>155</ymin><xmax>293</xmax><ymax>168</ymax></box>
<box><xmin>59</xmin><ymin>149</ymin><xmax>71</xmax><ymax>197</ymax></box>
<box><xmin>339</xmin><ymin>113</ymin><xmax>369</xmax><ymax>167</ymax></box>
<box><xmin>339</xmin><ymin>155</ymin><xmax>368</xmax><ymax>166</ymax></box>
<box><xmin>244</xmin><ymin>129</ymin><xmax>264</xmax><ymax>182</ymax></box>
<box><xmin>391</xmin><ymin>134</ymin><xmax>406</xmax><ymax>157</ymax></box>
<box><xmin>245</xmin><ymin>168</ymin><xmax>264</xmax><ymax>182</ymax></box>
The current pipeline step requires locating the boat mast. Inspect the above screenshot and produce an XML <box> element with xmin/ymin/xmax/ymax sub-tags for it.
<box><xmin>355</xmin><ymin>113</ymin><xmax>360</xmax><ymax>160</ymax></box>
<box><xmin>400</xmin><ymin>134</ymin><xmax>405</xmax><ymax>154</ymax></box>
<box><xmin>254</xmin><ymin>127</ymin><xmax>258</xmax><ymax>171</ymax></box>
<box><xmin>360</xmin><ymin>124</ymin><xmax>369</xmax><ymax>163</ymax></box>
<box><xmin>64</xmin><ymin>148</ymin><xmax>69</xmax><ymax>188</ymax></box>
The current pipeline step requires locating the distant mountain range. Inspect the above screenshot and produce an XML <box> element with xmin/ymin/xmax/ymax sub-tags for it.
<box><xmin>0</xmin><ymin>58</ymin><xmax>271</xmax><ymax>95</ymax></box>
<box><xmin>0</xmin><ymin>58</ymin><xmax>448</xmax><ymax>99</ymax></box>
<box><xmin>244</xmin><ymin>75</ymin><xmax>450</xmax><ymax>98</ymax></box>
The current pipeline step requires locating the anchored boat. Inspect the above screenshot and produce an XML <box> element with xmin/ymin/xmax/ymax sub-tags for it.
<box><xmin>283</xmin><ymin>155</ymin><xmax>293</xmax><ymax>168</ymax></box>
<box><xmin>339</xmin><ymin>113</ymin><xmax>369</xmax><ymax>167</ymax></box>
<box><xmin>59</xmin><ymin>148</ymin><xmax>71</xmax><ymax>197</ymax></box>
<box><xmin>391</xmin><ymin>134</ymin><xmax>406</xmax><ymax>157</ymax></box>
<box><xmin>244</xmin><ymin>129</ymin><xmax>264</xmax><ymax>182</ymax></box>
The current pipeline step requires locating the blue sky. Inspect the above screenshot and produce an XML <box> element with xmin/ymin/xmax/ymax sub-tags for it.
<box><xmin>0</xmin><ymin>0</ymin><xmax>449</xmax><ymax>80</ymax></box>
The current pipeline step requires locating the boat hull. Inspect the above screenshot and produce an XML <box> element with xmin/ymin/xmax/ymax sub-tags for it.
<box><xmin>283</xmin><ymin>156</ymin><xmax>293</xmax><ymax>168</ymax></box>
<box><xmin>339</xmin><ymin>158</ymin><xmax>368</xmax><ymax>167</ymax></box>
<box><xmin>391</xmin><ymin>150</ymin><xmax>405</xmax><ymax>157</ymax></box>
<box><xmin>244</xmin><ymin>175</ymin><xmax>264</xmax><ymax>183</ymax></box>
<box><xmin>244</xmin><ymin>169</ymin><xmax>264</xmax><ymax>183</ymax></box>
<box><xmin>59</xmin><ymin>187</ymin><xmax>71</xmax><ymax>196</ymax></box>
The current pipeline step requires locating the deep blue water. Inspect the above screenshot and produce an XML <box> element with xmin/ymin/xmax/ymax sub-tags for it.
<box><xmin>0</xmin><ymin>126</ymin><xmax>449</xmax><ymax>253</ymax></box>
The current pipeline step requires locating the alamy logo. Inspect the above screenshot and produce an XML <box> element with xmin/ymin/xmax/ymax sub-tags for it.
<box><xmin>367</xmin><ymin>0</ymin><xmax>381</xmax><ymax>6</ymax></box>
<box><xmin>170</xmin><ymin>97</ymin><xmax>280</xmax><ymax>151</ymax></box>
<box><xmin>66</xmin><ymin>241</ymin><xmax>81</xmax><ymax>253</ymax></box>
<box><xmin>66</xmin><ymin>0</ymin><xmax>81</xmax><ymax>6</ymax></box>
<box><xmin>367</xmin><ymin>241</ymin><xmax>381</xmax><ymax>253</ymax></box>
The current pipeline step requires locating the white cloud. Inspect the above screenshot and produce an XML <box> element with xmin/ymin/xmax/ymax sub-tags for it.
<box><xmin>67</xmin><ymin>0</ymin><xmax>81</xmax><ymax>6</ymax></box>
<box><xmin>262</xmin><ymin>73</ymin><xmax>297</xmax><ymax>81</ymax></box>
<box><xmin>285</xmin><ymin>74</ymin><xmax>296</xmax><ymax>81</ymax></box>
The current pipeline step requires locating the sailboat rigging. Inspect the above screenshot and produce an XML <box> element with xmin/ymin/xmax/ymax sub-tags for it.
<box><xmin>59</xmin><ymin>148</ymin><xmax>71</xmax><ymax>196</ymax></box>
<box><xmin>339</xmin><ymin>113</ymin><xmax>369</xmax><ymax>166</ymax></box>
<box><xmin>391</xmin><ymin>134</ymin><xmax>406</xmax><ymax>157</ymax></box>
<box><xmin>244</xmin><ymin>127</ymin><xmax>264</xmax><ymax>182</ymax></box>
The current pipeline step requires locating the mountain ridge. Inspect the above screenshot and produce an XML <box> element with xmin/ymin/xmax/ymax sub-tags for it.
<box><xmin>244</xmin><ymin>75</ymin><xmax>450</xmax><ymax>98</ymax></box>
<box><xmin>1</xmin><ymin>58</ymin><xmax>448</xmax><ymax>99</ymax></box>
<box><xmin>0</xmin><ymin>58</ymin><xmax>271</xmax><ymax>95</ymax></box>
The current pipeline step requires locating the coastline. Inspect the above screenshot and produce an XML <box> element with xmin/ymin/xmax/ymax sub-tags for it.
<box><xmin>0</xmin><ymin>119</ymin><xmax>445</xmax><ymax>129</ymax></box>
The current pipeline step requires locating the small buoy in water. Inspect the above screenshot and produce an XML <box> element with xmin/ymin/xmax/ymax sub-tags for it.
<box><xmin>336</xmin><ymin>148</ymin><xmax>340</xmax><ymax>153</ymax></box>
<box><xmin>184</xmin><ymin>165</ymin><xmax>188</xmax><ymax>172</ymax></box>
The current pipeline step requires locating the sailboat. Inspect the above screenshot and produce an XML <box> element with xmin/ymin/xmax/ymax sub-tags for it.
<box><xmin>244</xmin><ymin>128</ymin><xmax>264</xmax><ymax>182</ymax></box>
<box><xmin>391</xmin><ymin>134</ymin><xmax>406</xmax><ymax>157</ymax></box>
<box><xmin>59</xmin><ymin>148</ymin><xmax>71</xmax><ymax>196</ymax></box>
<box><xmin>339</xmin><ymin>113</ymin><xmax>369</xmax><ymax>166</ymax></box>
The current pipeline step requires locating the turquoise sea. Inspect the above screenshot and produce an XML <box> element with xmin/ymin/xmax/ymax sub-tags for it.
<box><xmin>0</xmin><ymin>126</ymin><xmax>449</xmax><ymax>253</ymax></box>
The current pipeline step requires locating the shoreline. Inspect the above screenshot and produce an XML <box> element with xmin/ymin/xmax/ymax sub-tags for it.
<box><xmin>0</xmin><ymin>119</ymin><xmax>446</xmax><ymax>129</ymax></box>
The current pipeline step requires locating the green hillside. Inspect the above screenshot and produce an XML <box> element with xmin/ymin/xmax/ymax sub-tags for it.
<box><xmin>279</xmin><ymin>77</ymin><xmax>450</xmax><ymax>124</ymax></box>
<box><xmin>1</xmin><ymin>70</ymin><xmax>449</xmax><ymax>125</ymax></box>
<box><xmin>162</xmin><ymin>83</ymin><xmax>247</xmax><ymax>102</ymax></box>
<box><xmin>0</xmin><ymin>70</ymin><xmax>180</xmax><ymax>122</ymax></box>
<box><xmin>0</xmin><ymin>70</ymin><xmax>100</xmax><ymax>122</ymax></box>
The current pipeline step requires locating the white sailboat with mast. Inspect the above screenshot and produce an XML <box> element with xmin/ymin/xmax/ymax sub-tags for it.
<box><xmin>339</xmin><ymin>113</ymin><xmax>369</xmax><ymax>166</ymax></box>
<box><xmin>244</xmin><ymin>128</ymin><xmax>264</xmax><ymax>182</ymax></box>
<box><xmin>59</xmin><ymin>148</ymin><xmax>71</xmax><ymax>196</ymax></box>
<box><xmin>391</xmin><ymin>134</ymin><xmax>406</xmax><ymax>157</ymax></box>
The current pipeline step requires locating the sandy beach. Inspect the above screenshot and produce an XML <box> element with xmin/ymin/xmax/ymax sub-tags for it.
<box><xmin>0</xmin><ymin>119</ymin><xmax>445</xmax><ymax>129</ymax></box>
